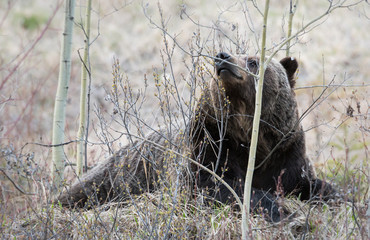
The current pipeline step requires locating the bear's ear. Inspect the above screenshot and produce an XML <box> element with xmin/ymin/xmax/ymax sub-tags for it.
<box><xmin>280</xmin><ymin>57</ymin><xmax>298</xmax><ymax>88</ymax></box>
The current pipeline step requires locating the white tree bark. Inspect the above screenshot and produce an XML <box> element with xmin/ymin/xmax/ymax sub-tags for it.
<box><xmin>76</xmin><ymin>0</ymin><xmax>92</xmax><ymax>176</ymax></box>
<box><xmin>242</xmin><ymin>0</ymin><xmax>270</xmax><ymax>239</ymax></box>
<box><xmin>51</xmin><ymin>0</ymin><xmax>76</xmax><ymax>193</ymax></box>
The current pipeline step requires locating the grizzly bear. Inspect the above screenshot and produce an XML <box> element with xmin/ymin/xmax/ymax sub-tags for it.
<box><xmin>56</xmin><ymin>52</ymin><xmax>337</xmax><ymax>222</ymax></box>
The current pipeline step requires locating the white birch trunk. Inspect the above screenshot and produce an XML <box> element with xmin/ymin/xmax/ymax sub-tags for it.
<box><xmin>76</xmin><ymin>0</ymin><xmax>92</xmax><ymax>176</ymax></box>
<box><xmin>51</xmin><ymin>0</ymin><xmax>76</xmax><ymax>193</ymax></box>
<box><xmin>242</xmin><ymin>0</ymin><xmax>270</xmax><ymax>239</ymax></box>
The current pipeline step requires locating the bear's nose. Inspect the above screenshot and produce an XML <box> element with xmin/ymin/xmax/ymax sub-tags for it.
<box><xmin>215</xmin><ymin>52</ymin><xmax>230</xmax><ymax>63</ymax></box>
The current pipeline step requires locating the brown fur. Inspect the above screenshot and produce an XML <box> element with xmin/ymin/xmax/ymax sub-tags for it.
<box><xmin>190</xmin><ymin>53</ymin><xmax>337</xmax><ymax>221</ymax></box>
<box><xmin>56</xmin><ymin>130</ymin><xmax>189</xmax><ymax>208</ymax></box>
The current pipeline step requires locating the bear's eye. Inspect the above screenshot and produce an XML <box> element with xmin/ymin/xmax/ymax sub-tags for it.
<box><xmin>247</xmin><ymin>59</ymin><xmax>258</xmax><ymax>68</ymax></box>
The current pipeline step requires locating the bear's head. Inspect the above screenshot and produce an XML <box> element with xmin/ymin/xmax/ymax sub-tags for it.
<box><xmin>209</xmin><ymin>52</ymin><xmax>300</xmax><ymax>143</ymax></box>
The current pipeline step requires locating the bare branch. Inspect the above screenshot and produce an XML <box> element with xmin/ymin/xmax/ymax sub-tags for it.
<box><xmin>0</xmin><ymin>168</ymin><xmax>35</xmax><ymax>195</ymax></box>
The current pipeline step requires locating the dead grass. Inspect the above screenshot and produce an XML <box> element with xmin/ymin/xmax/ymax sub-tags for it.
<box><xmin>2</xmin><ymin>192</ymin><xmax>367</xmax><ymax>239</ymax></box>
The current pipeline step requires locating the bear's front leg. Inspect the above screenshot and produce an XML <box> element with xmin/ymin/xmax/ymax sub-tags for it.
<box><xmin>199</xmin><ymin>176</ymin><xmax>289</xmax><ymax>222</ymax></box>
<box><xmin>293</xmin><ymin>176</ymin><xmax>339</xmax><ymax>202</ymax></box>
<box><xmin>310</xmin><ymin>178</ymin><xmax>338</xmax><ymax>201</ymax></box>
<box><xmin>250</xmin><ymin>188</ymin><xmax>289</xmax><ymax>222</ymax></box>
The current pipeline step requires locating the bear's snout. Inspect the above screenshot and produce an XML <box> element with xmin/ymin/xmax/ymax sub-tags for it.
<box><xmin>215</xmin><ymin>52</ymin><xmax>231</xmax><ymax>62</ymax></box>
<box><xmin>215</xmin><ymin>52</ymin><xmax>242</xmax><ymax>79</ymax></box>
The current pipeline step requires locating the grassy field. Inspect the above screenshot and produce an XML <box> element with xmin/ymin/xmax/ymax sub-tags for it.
<box><xmin>0</xmin><ymin>0</ymin><xmax>369</xmax><ymax>239</ymax></box>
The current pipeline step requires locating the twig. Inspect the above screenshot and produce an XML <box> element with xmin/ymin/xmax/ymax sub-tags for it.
<box><xmin>0</xmin><ymin>168</ymin><xmax>35</xmax><ymax>195</ymax></box>
<box><xmin>294</xmin><ymin>83</ymin><xmax>370</xmax><ymax>90</ymax></box>
<box><xmin>23</xmin><ymin>140</ymin><xmax>78</xmax><ymax>148</ymax></box>
<box><xmin>266</xmin><ymin>0</ymin><xmax>365</xmax><ymax>65</ymax></box>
